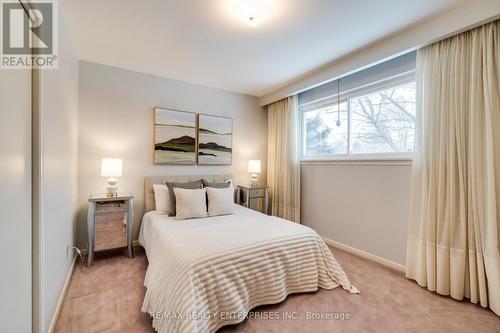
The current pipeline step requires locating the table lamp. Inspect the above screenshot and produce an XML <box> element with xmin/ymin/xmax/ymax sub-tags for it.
<box><xmin>101</xmin><ymin>158</ymin><xmax>122</xmax><ymax>197</ymax></box>
<box><xmin>248</xmin><ymin>160</ymin><xmax>261</xmax><ymax>186</ymax></box>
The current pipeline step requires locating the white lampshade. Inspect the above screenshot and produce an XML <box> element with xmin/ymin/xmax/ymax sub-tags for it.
<box><xmin>101</xmin><ymin>158</ymin><xmax>122</xmax><ymax>178</ymax></box>
<box><xmin>248</xmin><ymin>160</ymin><xmax>261</xmax><ymax>173</ymax></box>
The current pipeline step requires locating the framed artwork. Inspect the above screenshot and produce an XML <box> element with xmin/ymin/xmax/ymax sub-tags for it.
<box><xmin>154</xmin><ymin>107</ymin><xmax>197</xmax><ymax>164</ymax></box>
<box><xmin>197</xmin><ymin>114</ymin><xmax>233</xmax><ymax>165</ymax></box>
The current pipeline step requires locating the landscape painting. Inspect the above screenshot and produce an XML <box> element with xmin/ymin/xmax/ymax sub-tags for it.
<box><xmin>197</xmin><ymin>114</ymin><xmax>232</xmax><ymax>165</ymax></box>
<box><xmin>154</xmin><ymin>108</ymin><xmax>196</xmax><ymax>164</ymax></box>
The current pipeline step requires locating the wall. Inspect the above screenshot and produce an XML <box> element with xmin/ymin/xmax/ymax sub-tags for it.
<box><xmin>37</xmin><ymin>14</ymin><xmax>79</xmax><ymax>333</ymax></box>
<box><xmin>301</xmin><ymin>162</ymin><xmax>412</xmax><ymax>266</ymax></box>
<box><xmin>0</xmin><ymin>32</ymin><xmax>32</xmax><ymax>333</ymax></box>
<box><xmin>77</xmin><ymin>61</ymin><xmax>267</xmax><ymax>246</ymax></box>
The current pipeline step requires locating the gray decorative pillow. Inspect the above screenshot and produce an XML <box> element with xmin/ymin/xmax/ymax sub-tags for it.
<box><xmin>165</xmin><ymin>180</ymin><xmax>203</xmax><ymax>216</ymax></box>
<box><xmin>202</xmin><ymin>179</ymin><xmax>232</xmax><ymax>188</ymax></box>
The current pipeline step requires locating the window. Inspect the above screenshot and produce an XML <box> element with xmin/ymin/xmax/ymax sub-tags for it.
<box><xmin>302</xmin><ymin>81</ymin><xmax>416</xmax><ymax>159</ymax></box>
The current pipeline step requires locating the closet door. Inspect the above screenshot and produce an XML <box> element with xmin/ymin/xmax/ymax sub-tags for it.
<box><xmin>0</xmin><ymin>59</ymin><xmax>32</xmax><ymax>331</ymax></box>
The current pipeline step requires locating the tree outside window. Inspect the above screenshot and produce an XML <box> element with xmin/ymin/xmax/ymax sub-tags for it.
<box><xmin>303</xmin><ymin>81</ymin><xmax>416</xmax><ymax>157</ymax></box>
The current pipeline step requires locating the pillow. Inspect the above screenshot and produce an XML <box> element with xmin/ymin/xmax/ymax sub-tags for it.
<box><xmin>153</xmin><ymin>184</ymin><xmax>171</xmax><ymax>214</ymax></box>
<box><xmin>173</xmin><ymin>187</ymin><xmax>207</xmax><ymax>220</ymax></box>
<box><xmin>165</xmin><ymin>180</ymin><xmax>203</xmax><ymax>216</ymax></box>
<box><xmin>202</xmin><ymin>179</ymin><xmax>233</xmax><ymax>188</ymax></box>
<box><xmin>206</xmin><ymin>187</ymin><xmax>235</xmax><ymax>217</ymax></box>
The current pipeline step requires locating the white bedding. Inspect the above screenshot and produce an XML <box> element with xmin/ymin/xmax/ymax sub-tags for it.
<box><xmin>139</xmin><ymin>204</ymin><xmax>358</xmax><ymax>333</ymax></box>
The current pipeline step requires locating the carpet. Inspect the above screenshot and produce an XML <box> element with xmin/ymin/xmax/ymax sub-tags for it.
<box><xmin>55</xmin><ymin>246</ymin><xmax>500</xmax><ymax>332</ymax></box>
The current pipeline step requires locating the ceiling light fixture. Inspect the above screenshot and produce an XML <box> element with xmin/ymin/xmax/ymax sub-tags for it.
<box><xmin>227</xmin><ymin>0</ymin><xmax>277</xmax><ymax>27</ymax></box>
<box><xmin>248</xmin><ymin>16</ymin><xmax>258</xmax><ymax>27</ymax></box>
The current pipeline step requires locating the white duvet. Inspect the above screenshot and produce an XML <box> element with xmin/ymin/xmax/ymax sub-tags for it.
<box><xmin>139</xmin><ymin>204</ymin><xmax>358</xmax><ymax>333</ymax></box>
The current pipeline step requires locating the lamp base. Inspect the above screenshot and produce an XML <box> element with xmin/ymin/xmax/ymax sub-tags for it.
<box><xmin>106</xmin><ymin>177</ymin><xmax>118</xmax><ymax>197</ymax></box>
<box><xmin>250</xmin><ymin>173</ymin><xmax>259</xmax><ymax>187</ymax></box>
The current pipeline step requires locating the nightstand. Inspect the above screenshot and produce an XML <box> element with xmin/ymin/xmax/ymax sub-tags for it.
<box><xmin>87</xmin><ymin>193</ymin><xmax>134</xmax><ymax>266</ymax></box>
<box><xmin>237</xmin><ymin>185</ymin><xmax>269</xmax><ymax>214</ymax></box>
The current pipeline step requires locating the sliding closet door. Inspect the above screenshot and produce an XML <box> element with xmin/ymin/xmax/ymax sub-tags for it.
<box><xmin>0</xmin><ymin>60</ymin><xmax>32</xmax><ymax>331</ymax></box>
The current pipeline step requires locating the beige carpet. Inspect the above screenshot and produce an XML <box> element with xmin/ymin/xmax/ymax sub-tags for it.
<box><xmin>55</xmin><ymin>247</ymin><xmax>500</xmax><ymax>333</ymax></box>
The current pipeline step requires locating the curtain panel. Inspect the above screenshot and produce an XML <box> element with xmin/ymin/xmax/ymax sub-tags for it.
<box><xmin>267</xmin><ymin>96</ymin><xmax>301</xmax><ymax>223</ymax></box>
<box><xmin>406</xmin><ymin>20</ymin><xmax>500</xmax><ymax>315</ymax></box>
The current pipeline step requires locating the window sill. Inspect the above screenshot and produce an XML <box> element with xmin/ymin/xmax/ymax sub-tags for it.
<box><xmin>300</xmin><ymin>153</ymin><xmax>413</xmax><ymax>166</ymax></box>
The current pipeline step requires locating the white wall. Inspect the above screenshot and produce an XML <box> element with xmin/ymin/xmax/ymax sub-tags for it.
<box><xmin>37</xmin><ymin>15</ymin><xmax>79</xmax><ymax>333</ymax></box>
<box><xmin>0</xmin><ymin>42</ymin><xmax>32</xmax><ymax>333</ymax></box>
<box><xmin>301</xmin><ymin>162</ymin><xmax>412</xmax><ymax>266</ymax></box>
<box><xmin>77</xmin><ymin>61</ymin><xmax>267</xmax><ymax>246</ymax></box>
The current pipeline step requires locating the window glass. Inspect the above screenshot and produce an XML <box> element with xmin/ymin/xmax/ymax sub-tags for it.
<box><xmin>303</xmin><ymin>102</ymin><xmax>348</xmax><ymax>156</ymax></box>
<box><xmin>350</xmin><ymin>82</ymin><xmax>416</xmax><ymax>154</ymax></box>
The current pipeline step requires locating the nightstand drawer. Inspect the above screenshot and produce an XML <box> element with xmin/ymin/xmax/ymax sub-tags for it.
<box><xmin>94</xmin><ymin>212</ymin><xmax>127</xmax><ymax>251</ymax></box>
<box><xmin>249</xmin><ymin>189</ymin><xmax>265</xmax><ymax>198</ymax></box>
<box><xmin>95</xmin><ymin>201</ymin><xmax>128</xmax><ymax>213</ymax></box>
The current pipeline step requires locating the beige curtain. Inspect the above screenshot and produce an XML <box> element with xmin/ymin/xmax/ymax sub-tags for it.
<box><xmin>267</xmin><ymin>95</ymin><xmax>301</xmax><ymax>223</ymax></box>
<box><xmin>406</xmin><ymin>20</ymin><xmax>500</xmax><ymax>316</ymax></box>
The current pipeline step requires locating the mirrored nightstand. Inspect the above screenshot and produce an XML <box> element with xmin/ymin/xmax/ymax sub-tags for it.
<box><xmin>237</xmin><ymin>185</ymin><xmax>269</xmax><ymax>214</ymax></box>
<box><xmin>87</xmin><ymin>193</ymin><xmax>134</xmax><ymax>266</ymax></box>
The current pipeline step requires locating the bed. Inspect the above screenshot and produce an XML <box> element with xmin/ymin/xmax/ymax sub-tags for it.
<box><xmin>139</xmin><ymin>175</ymin><xmax>359</xmax><ymax>333</ymax></box>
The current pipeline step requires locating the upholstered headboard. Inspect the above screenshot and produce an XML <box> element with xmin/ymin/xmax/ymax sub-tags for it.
<box><xmin>144</xmin><ymin>174</ymin><xmax>234</xmax><ymax>212</ymax></box>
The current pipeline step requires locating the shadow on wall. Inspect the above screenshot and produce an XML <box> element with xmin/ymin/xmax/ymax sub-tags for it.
<box><xmin>76</xmin><ymin>207</ymin><xmax>87</xmax><ymax>249</ymax></box>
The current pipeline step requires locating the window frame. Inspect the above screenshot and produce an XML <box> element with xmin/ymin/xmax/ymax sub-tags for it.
<box><xmin>300</xmin><ymin>71</ymin><xmax>415</xmax><ymax>162</ymax></box>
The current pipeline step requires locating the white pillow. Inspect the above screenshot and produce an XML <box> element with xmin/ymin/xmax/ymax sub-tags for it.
<box><xmin>173</xmin><ymin>187</ymin><xmax>207</xmax><ymax>220</ymax></box>
<box><xmin>153</xmin><ymin>184</ymin><xmax>171</xmax><ymax>214</ymax></box>
<box><xmin>206</xmin><ymin>187</ymin><xmax>235</xmax><ymax>217</ymax></box>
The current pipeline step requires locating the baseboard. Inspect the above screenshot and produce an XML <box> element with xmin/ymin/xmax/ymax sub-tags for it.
<box><xmin>48</xmin><ymin>255</ymin><xmax>77</xmax><ymax>333</ymax></box>
<box><xmin>132</xmin><ymin>239</ymin><xmax>141</xmax><ymax>248</ymax></box>
<box><xmin>322</xmin><ymin>236</ymin><xmax>406</xmax><ymax>273</ymax></box>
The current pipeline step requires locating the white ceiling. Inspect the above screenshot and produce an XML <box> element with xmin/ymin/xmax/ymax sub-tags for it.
<box><xmin>63</xmin><ymin>0</ymin><xmax>467</xmax><ymax>97</ymax></box>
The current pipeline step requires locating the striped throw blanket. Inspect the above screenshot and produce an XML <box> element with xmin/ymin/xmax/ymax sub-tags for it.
<box><xmin>139</xmin><ymin>205</ymin><xmax>359</xmax><ymax>333</ymax></box>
